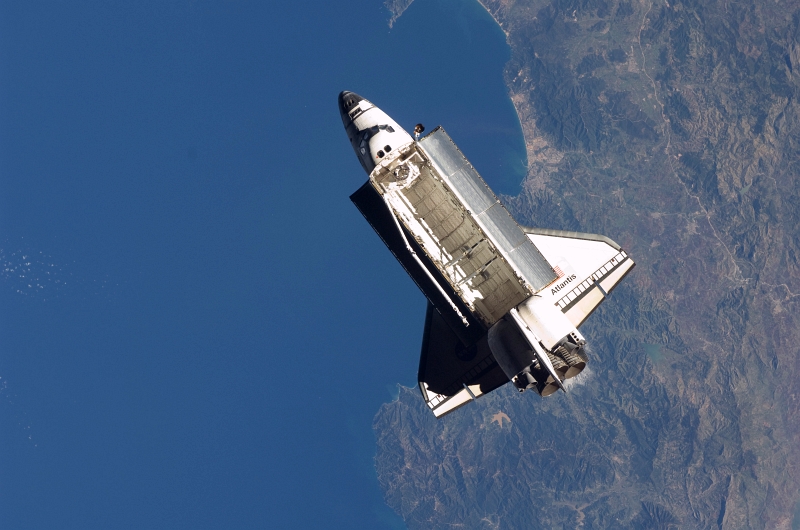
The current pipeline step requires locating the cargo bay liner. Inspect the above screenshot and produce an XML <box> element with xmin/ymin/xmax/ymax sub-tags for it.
<box><xmin>339</xmin><ymin>91</ymin><xmax>635</xmax><ymax>418</ymax></box>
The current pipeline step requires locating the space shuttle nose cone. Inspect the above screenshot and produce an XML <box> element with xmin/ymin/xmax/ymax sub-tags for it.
<box><xmin>338</xmin><ymin>91</ymin><xmax>364</xmax><ymax>125</ymax></box>
<box><xmin>338</xmin><ymin>90</ymin><xmax>412</xmax><ymax>175</ymax></box>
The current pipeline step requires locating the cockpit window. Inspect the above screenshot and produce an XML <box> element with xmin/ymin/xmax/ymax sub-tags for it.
<box><xmin>360</xmin><ymin>125</ymin><xmax>396</xmax><ymax>146</ymax></box>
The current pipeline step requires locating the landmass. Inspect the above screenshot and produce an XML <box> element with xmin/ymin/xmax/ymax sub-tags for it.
<box><xmin>375</xmin><ymin>0</ymin><xmax>800</xmax><ymax>528</ymax></box>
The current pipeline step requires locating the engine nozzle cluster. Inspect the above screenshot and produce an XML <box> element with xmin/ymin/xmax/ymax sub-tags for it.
<box><xmin>511</xmin><ymin>337</ymin><xmax>588</xmax><ymax>396</ymax></box>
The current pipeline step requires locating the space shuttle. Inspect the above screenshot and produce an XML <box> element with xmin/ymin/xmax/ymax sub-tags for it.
<box><xmin>339</xmin><ymin>91</ymin><xmax>634</xmax><ymax>418</ymax></box>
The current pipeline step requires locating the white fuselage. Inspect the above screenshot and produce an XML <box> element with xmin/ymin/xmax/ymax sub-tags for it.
<box><xmin>338</xmin><ymin>91</ymin><xmax>413</xmax><ymax>174</ymax></box>
<box><xmin>339</xmin><ymin>91</ymin><xmax>634</xmax><ymax>413</ymax></box>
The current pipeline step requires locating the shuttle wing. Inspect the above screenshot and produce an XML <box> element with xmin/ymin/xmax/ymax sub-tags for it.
<box><xmin>524</xmin><ymin>228</ymin><xmax>635</xmax><ymax>327</ymax></box>
<box><xmin>418</xmin><ymin>303</ymin><xmax>508</xmax><ymax>418</ymax></box>
<box><xmin>417</xmin><ymin>228</ymin><xmax>634</xmax><ymax>418</ymax></box>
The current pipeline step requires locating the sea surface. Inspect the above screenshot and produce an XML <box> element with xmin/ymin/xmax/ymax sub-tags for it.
<box><xmin>0</xmin><ymin>1</ymin><xmax>524</xmax><ymax>528</ymax></box>
<box><xmin>378</xmin><ymin>0</ymin><xmax>529</xmax><ymax>196</ymax></box>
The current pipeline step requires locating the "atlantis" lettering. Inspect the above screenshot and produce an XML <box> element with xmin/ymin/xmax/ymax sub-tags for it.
<box><xmin>551</xmin><ymin>274</ymin><xmax>577</xmax><ymax>296</ymax></box>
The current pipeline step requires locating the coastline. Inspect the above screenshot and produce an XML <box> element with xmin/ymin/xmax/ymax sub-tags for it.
<box><xmin>373</xmin><ymin>1</ymin><xmax>800</xmax><ymax>526</ymax></box>
<box><xmin>384</xmin><ymin>0</ymin><xmax>538</xmax><ymax>195</ymax></box>
<box><xmin>473</xmin><ymin>0</ymin><xmax>567</xmax><ymax>196</ymax></box>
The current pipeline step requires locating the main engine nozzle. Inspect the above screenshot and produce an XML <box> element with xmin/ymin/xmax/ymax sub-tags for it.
<box><xmin>513</xmin><ymin>367</ymin><xmax>537</xmax><ymax>392</ymax></box>
<box><xmin>553</xmin><ymin>340</ymin><xmax>589</xmax><ymax>380</ymax></box>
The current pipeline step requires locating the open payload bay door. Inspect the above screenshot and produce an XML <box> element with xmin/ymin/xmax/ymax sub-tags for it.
<box><xmin>369</xmin><ymin>127</ymin><xmax>557</xmax><ymax>328</ymax></box>
<box><xmin>523</xmin><ymin>227</ymin><xmax>635</xmax><ymax>327</ymax></box>
<box><xmin>418</xmin><ymin>303</ymin><xmax>509</xmax><ymax>418</ymax></box>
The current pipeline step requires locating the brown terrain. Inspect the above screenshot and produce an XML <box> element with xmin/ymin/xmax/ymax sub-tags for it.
<box><xmin>376</xmin><ymin>0</ymin><xmax>800</xmax><ymax>528</ymax></box>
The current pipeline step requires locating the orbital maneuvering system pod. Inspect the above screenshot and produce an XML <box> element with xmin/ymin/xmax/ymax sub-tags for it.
<box><xmin>339</xmin><ymin>91</ymin><xmax>635</xmax><ymax>417</ymax></box>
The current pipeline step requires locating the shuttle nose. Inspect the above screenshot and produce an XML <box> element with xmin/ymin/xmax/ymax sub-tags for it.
<box><xmin>338</xmin><ymin>90</ymin><xmax>364</xmax><ymax>126</ymax></box>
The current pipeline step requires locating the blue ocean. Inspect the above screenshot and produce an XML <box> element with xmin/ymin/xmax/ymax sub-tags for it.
<box><xmin>0</xmin><ymin>0</ymin><xmax>525</xmax><ymax>527</ymax></box>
